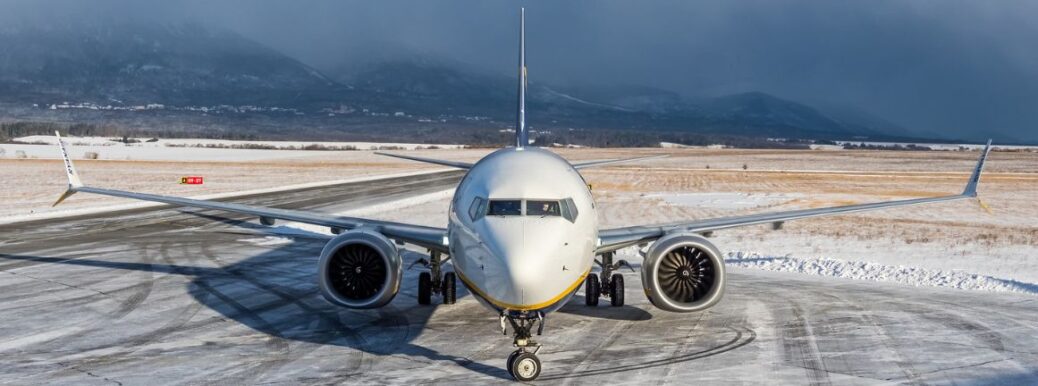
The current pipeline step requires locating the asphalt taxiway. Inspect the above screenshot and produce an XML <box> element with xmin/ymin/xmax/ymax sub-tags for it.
<box><xmin>1</xmin><ymin>171</ymin><xmax>1036</xmax><ymax>384</ymax></box>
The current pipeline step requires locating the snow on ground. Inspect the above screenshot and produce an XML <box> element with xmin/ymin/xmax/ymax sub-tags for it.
<box><xmin>832</xmin><ymin>140</ymin><xmax>1038</xmax><ymax>151</ymax></box>
<box><xmin>5</xmin><ymin>135</ymin><xmax>462</xmax><ymax>161</ymax></box>
<box><xmin>2</xmin><ymin>142</ymin><xmax>319</xmax><ymax>161</ymax></box>
<box><xmin>16</xmin><ymin>135</ymin><xmax>463</xmax><ymax>150</ymax></box>
<box><xmin>722</xmin><ymin>251</ymin><xmax>1038</xmax><ymax>294</ymax></box>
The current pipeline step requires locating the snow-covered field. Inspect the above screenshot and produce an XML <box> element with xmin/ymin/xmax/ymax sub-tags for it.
<box><xmin>5</xmin><ymin>135</ymin><xmax>463</xmax><ymax>161</ymax></box>
<box><xmin>2</xmin><ymin>144</ymin><xmax>1035</xmax><ymax>296</ymax></box>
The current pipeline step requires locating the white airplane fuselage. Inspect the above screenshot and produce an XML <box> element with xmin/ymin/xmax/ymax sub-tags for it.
<box><xmin>448</xmin><ymin>147</ymin><xmax>598</xmax><ymax>314</ymax></box>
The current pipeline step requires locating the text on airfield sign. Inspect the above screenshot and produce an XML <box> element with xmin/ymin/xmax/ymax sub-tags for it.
<box><xmin>180</xmin><ymin>176</ymin><xmax>204</xmax><ymax>185</ymax></box>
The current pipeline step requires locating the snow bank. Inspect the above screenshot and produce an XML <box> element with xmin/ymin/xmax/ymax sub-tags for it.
<box><xmin>725</xmin><ymin>251</ymin><xmax>1038</xmax><ymax>295</ymax></box>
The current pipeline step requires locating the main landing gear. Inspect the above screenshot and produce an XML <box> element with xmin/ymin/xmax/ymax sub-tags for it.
<box><xmin>585</xmin><ymin>252</ymin><xmax>632</xmax><ymax>307</ymax></box>
<box><xmin>413</xmin><ymin>251</ymin><xmax>456</xmax><ymax>305</ymax></box>
<box><xmin>501</xmin><ymin>311</ymin><xmax>545</xmax><ymax>381</ymax></box>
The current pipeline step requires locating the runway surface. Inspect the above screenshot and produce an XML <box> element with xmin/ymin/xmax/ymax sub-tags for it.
<box><xmin>1</xmin><ymin>170</ymin><xmax>1036</xmax><ymax>385</ymax></box>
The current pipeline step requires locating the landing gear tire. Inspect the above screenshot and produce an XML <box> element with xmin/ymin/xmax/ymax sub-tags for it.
<box><xmin>418</xmin><ymin>272</ymin><xmax>432</xmax><ymax>305</ymax></box>
<box><xmin>442</xmin><ymin>272</ymin><xmax>457</xmax><ymax>305</ymax></box>
<box><xmin>506</xmin><ymin>350</ymin><xmax>521</xmax><ymax>378</ymax></box>
<box><xmin>585</xmin><ymin>275</ymin><xmax>600</xmax><ymax>306</ymax></box>
<box><xmin>508</xmin><ymin>351</ymin><xmax>541</xmax><ymax>382</ymax></box>
<box><xmin>609</xmin><ymin>274</ymin><xmax>625</xmax><ymax>307</ymax></box>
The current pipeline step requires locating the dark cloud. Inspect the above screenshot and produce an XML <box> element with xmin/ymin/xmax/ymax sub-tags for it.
<box><xmin>3</xmin><ymin>0</ymin><xmax>1036</xmax><ymax>141</ymax></box>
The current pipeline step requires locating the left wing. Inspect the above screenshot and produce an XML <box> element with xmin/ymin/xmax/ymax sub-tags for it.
<box><xmin>52</xmin><ymin>133</ymin><xmax>449</xmax><ymax>252</ymax></box>
<box><xmin>374</xmin><ymin>152</ymin><xmax>474</xmax><ymax>169</ymax></box>
<box><xmin>597</xmin><ymin>140</ymin><xmax>993</xmax><ymax>253</ymax></box>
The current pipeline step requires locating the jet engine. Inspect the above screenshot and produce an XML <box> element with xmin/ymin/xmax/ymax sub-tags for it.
<box><xmin>317</xmin><ymin>230</ymin><xmax>402</xmax><ymax>309</ymax></box>
<box><xmin>641</xmin><ymin>233</ymin><xmax>726</xmax><ymax>312</ymax></box>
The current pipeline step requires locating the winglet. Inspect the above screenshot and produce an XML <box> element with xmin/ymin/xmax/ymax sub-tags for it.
<box><xmin>962</xmin><ymin>139</ymin><xmax>992</xmax><ymax>197</ymax></box>
<box><xmin>53</xmin><ymin>131</ymin><xmax>83</xmax><ymax>206</ymax></box>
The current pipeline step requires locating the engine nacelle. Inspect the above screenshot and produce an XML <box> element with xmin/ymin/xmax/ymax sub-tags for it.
<box><xmin>641</xmin><ymin>233</ymin><xmax>726</xmax><ymax>313</ymax></box>
<box><xmin>317</xmin><ymin>230</ymin><xmax>402</xmax><ymax>309</ymax></box>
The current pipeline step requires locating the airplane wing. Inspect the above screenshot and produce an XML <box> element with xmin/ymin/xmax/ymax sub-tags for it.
<box><xmin>52</xmin><ymin>133</ymin><xmax>450</xmax><ymax>253</ymax></box>
<box><xmin>596</xmin><ymin>140</ymin><xmax>992</xmax><ymax>253</ymax></box>
<box><xmin>571</xmin><ymin>155</ymin><xmax>667</xmax><ymax>169</ymax></box>
<box><xmin>374</xmin><ymin>152</ymin><xmax>474</xmax><ymax>169</ymax></box>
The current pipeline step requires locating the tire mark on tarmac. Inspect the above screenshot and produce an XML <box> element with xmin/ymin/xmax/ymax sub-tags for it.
<box><xmin>781</xmin><ymin>301</ymin><xmax>833</xmax><ymax>386</ymax></box>
<box><xmin>196</xmin><ymin>240</ymin><xmax>368</xmax><ymax>381</ymax></box>
<box><xmin>805</xmin><ymin>286</ymin><xmax>923</xmax><ymax>384</ymax></box>
<box><xmin>540</xmin><ymin>326</ymin><xmax>756</xmax><ymax>381</ymax></box>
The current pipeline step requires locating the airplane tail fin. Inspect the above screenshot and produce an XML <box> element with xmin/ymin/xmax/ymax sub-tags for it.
<box><xmin>515</xmin><ymin>8</ymin><xmax>529</xmax><ymax>149</ymax></box>
<box><xmin>53</xmin><ymin>131</ymin><xmax>83</xmax><ymax>206</ymax></box>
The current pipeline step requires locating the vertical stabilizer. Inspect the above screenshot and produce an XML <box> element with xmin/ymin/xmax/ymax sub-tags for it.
<box><xmin>515</xmin><ymin>8</ymin><xmax>528</xmax><ymax>149</ymax></box>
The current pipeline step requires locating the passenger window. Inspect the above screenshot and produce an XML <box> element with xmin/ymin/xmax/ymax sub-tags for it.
<box><xmin>527</xmin><ymin>200</ymin><xmax>561</xmax><ymax>217</ymax></box>
<box><xmin>468</xmin><ymin>197</ymin><xmax>486</xmax><ymax>221</ymax></box>
<box><xmin>488</xmin><ymin>200</ymin><xmax>522</xmax><ymax>216</ymax></box>
<box><xmin>560</xmin><ymin>198</ymin><xmax>578</xmax><ymax>222</ymax></box>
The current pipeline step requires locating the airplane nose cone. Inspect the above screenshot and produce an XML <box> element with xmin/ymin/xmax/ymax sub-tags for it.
<box><xmin>481</xmin><ymin>218</ymin><xmax>582</xmax><ymax>309</ymax></box>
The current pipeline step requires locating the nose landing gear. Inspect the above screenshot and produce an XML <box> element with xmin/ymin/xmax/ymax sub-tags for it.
<box><xmin>501</xmin><ymin>312</ymin><xmax>545</xmax><ymax>381</ymax></box>
<box><xmin>586</xmin><ymin>252</ymin><xmax>632</xmax><ymax>307</ymax></box>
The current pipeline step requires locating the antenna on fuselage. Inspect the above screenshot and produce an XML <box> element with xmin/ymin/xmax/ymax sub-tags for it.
<box><xmin>515</xmin><ymin>8</ymin><xmax>529</xmax><ymax>149</ymax></box>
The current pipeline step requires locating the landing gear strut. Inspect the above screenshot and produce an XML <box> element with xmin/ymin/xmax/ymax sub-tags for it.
<box><xmin>501</xmin><ymin>312</ymin><xmax>544</xmax><ymax>381</ymax></box>
<box><xmin>414</xmin><ymin>250</ymin><xmax>456</xmax><ymax>305</ymax></box>
<box><xmin>586</xmin><ymin>252</ymin><xmax>631</xmax><ymax>307</ymax></box>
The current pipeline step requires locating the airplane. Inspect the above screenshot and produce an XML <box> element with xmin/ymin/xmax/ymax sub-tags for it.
<box><xmin>48</xmin><ymin>9</ymin><xmax>992</xmax><ymax>382</ymax></box>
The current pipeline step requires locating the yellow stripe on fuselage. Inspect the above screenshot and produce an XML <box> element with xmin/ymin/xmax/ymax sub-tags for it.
<box><xmin>454</xmin><ymin>267</ymin><xmax>588</xmax><ymax>311</ymax></box>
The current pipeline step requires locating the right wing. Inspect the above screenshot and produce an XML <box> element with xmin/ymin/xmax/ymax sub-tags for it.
<box><xmin>596</xmin><ymin>140</ymin><xmax>993</xmax><ymax>253</ymax></box>
<box><xmin>571</xmin><ymin>155</ymin><xmax>667</xmax><ymax>169</ymax></box>
<box><xmin>53</xmin><ymin>133</ymin><xmax>450</xmax><ymax>252</ymax></box>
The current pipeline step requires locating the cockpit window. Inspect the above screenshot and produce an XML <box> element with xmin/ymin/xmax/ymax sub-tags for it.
<box><xmin>487</xmin><ymin>200</ymin><xmax>522</xmax><ymax>216</ymax></box>
<box><xmin>468</xmin><ymin>197</ymin><xmax>487</xmax><ymax>221</ymax></box>
<box><xmin>560</xmin><ymin>198</ymin><xmax>578</xmax><ymax>222</ymax></box>
<box><xmin>527</xmin><ymin>200</ymin><xmax>561</xmax><ymax>217</ymax></box>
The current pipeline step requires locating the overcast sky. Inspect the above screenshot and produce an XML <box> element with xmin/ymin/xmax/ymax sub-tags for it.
<box><xmin>4</xmin><ymin>0</ymin><xmax>1037</xmax><ymax>142</ymax></box>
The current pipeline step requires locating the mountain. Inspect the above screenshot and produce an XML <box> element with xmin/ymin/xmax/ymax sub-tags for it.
<box><xmin>0</xmin><ymin>22</ymin><xmax>918</xmax><ymax>143</ymax></box>
<box><xmin>0</xmin><ymin>22</ymin><xmax>341</xmax><ymax>107</ymax></box>
<box><xmin>340</xmin><ymin>61</ymin><xmax>904</xmax><ymax>139</ymax></box>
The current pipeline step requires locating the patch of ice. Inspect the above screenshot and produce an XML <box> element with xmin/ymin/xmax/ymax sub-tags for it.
<box><xmin>239</xmin><ymin>236</ymin><xmax>295</xmax><ymax>246</ymax></box>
